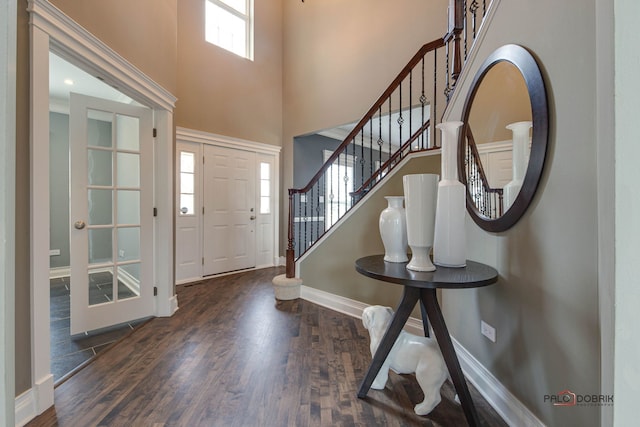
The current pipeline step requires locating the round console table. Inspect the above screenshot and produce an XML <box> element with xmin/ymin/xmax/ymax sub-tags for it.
<box><xmin>355</xmin><ymin>255</ymin><xmax>498</xmax><ymax>427</ymax></box>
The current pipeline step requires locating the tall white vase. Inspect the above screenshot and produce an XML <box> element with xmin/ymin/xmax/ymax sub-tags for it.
<box><xmin>433</xmin><ymin>121</ymin><xmax>466</xmax><ymax>267</ymax></box>
<box><xmin>379</xmin><ymin>196</ymin><xmax>408</xmax><ymax>263</ymax></box>
<box><xmin>504</xmin><ymin>121</ymin><xmax>532</xmax><ymax>210</ymax></box>
<box><xmin>403</xmin><ymin>174</ymin><xmax>439</xmax><ymax>271</ymax></box>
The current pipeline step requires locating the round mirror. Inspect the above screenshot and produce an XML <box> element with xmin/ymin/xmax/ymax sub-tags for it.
<box><xmin>458</xmin><ymin>44</ymin><xmax>549</xmax><ymax>232</ymax></box>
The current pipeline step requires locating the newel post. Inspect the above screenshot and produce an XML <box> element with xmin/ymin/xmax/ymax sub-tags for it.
<box><xmin>449</xmin><ymin>0</ymin><xmax>465</xmax><ymax>82</ymax></box>
<box><xmin>286</xmin><ymin>189</ymin><xmax>296</xmax><ymax>278</ymax></box>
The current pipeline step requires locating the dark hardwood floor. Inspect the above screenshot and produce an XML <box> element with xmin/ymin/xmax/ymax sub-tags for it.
<box><xmin>31</xmin><ymin>267</ymin><xmax>506</xmax><ymax>426</ymax></box>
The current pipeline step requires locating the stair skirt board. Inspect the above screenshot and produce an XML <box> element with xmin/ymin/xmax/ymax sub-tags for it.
<box><xmin>300</xmin><ymin>284</ymin><xmax>545</xmax><ymax>427</ymax></box>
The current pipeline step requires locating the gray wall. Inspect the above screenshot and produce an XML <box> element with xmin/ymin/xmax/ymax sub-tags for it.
<box><xmin>49</xmin><ymin>112</ymin><xmax>70</xmax><ymax>269</ymax></box>
<box><xmin>441</xmin><ymin>0</ymin><xmax>601</xmax><ymax>425</ymax></box>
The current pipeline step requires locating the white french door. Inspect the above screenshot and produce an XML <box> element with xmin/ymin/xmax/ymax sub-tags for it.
<box><xmin>69</xmin><ymin>93</ymin><xmax>154</xmax><ymax>335</ymax></box>
<box><xmin>203</xmin><ymin>145</ymin><xmax>256</xmax><ymax>275</ymax></box>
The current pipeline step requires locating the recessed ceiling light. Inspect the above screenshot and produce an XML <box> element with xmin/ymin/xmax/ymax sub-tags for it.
<box><xmin>64</xmin><ymin>78</ymin><xmax>74</xmax><ymax>85</ymax></box>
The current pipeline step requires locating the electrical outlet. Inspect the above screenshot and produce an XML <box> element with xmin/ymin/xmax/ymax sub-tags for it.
<box><xmin>481</xmin><ymin>320</ymin><xmax>496</xmax><ymax>343</ymax></box>
<box><xmin>119</xmin><ymin>249</ymin><xmax>125</xmax><ymax>258</ymax></box>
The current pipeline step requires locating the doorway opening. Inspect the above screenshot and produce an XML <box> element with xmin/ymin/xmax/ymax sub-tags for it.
<box><xmin>48</xmin><ymin>52</ymin><xmax>152</xmax><ymax>382</ymax></box>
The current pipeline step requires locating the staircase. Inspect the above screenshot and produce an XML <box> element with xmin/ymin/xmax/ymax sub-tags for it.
<box><xmin>286</xmin><ymin>0</ymin><xmax>494</xmax><ymax>278</ymax></box>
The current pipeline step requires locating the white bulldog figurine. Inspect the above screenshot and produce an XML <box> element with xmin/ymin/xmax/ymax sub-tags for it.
<box><xmin>362</xmin><ymin>305</ymin><xmax>449</xmax><ymax>416</ymax></box>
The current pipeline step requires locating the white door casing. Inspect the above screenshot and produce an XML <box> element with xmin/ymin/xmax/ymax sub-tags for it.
<box><xmin>28</xmin><ymin>0</ymin><xmax>177</xmax><ymax>418</ymax></box>
<box><xmin>69</xmin><ymin>93</ymin><xmax>154</xmax><ymax>335</ymax></box>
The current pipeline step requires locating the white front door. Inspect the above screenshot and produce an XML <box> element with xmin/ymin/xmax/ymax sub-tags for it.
<box><xmin>69</xmin><ymin>93</ymin><xmax>154</xmax><ymax>335</ymax></box>
<box><xmin>203</xmin><ymin>145</ymin><xmax>256</xmax><ymax>275</ymax></box>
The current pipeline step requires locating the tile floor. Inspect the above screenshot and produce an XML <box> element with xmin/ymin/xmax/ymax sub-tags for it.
<box><xmin>50</xmin><ymin>275</ymin><xmax>148</xmax><ymax>383</ymax></box>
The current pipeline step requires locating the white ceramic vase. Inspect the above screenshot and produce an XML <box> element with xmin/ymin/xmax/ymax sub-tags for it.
<box><xmin>433</xmin><ymin>121</ymin><xmax>466</xmax><ymax>267</ymax></box>
<box><xmin>504</xmin><ymin>121</ymin><xmax>532</xmax><ymax>211</ymax></box>
<box><xmin>379</xmin><ymin>196</ymin><xmax>408</xmax><ymax>263</ymax></box>
<box><xmin>403</xmin><ymin>174</ymin><xmax>439</xmax><ymax>271</ymax></box>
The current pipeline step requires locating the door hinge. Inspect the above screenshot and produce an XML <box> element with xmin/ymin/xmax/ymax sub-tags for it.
<box><xmin>153</xmin><ymin>128</ymin><xmax>157</xmax><ymax>138</ymax></box>
<box><xmin>153</xmin><ymin>207</ymin><xmax>158</xmax><ymax>217</ymax></box>
<box><xmin>202</xmin><ymin>206</ymin><xmax>205</xmax><ymax>214</ymax></box>
<box><xmin>153</xmin><ymin>286</ymin><xmax>158</xmax><ymax>296</ymax></box>
<box><xmin>202</xmin><ymin>257</ymin><xmax>204</xmax><ymax>265</ymax></box>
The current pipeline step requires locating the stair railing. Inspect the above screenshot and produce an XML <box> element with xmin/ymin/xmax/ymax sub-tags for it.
<box><xmin>285</xmin><ymin>0</ymin><xmax>493</xmax><ymax>278</ymax></box>
<box><xmin>462</xmin><ymin>126</ymin><xmax>504</xmax><ymax>218</ymax></box>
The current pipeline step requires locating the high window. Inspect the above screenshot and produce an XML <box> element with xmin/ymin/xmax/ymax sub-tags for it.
<box><xmin>205</xmin><ymin>0</ymin><xmax>254</xmax><ymax>60</ymax></box>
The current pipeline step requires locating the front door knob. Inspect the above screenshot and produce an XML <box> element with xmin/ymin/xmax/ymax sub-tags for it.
<box><xmin>74</xmin><ymin>220</ymin><xmax>86</xmax><ymax>230</ymax></box>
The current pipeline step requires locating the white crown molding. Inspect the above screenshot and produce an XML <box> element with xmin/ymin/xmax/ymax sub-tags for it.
<box><xmin>27</xmin><ymin>0</ymin><xmax>177</xmax><ymax>111</ymax></box>
<box><xmin>176</xmin><ymin>126</ymin><xmax>282</xmax><ymax>155</ymax></box>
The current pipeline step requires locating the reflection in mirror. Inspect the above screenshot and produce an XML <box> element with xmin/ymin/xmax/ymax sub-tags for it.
<box><xmin>465</xmin><ymin>61</ymin><xmax>531</xmax><ymax>217</ymax></box>
<box><xmin>459</xmin><ymin>44</ymin><xmax>549</xmax><ymax>232</ymax></box>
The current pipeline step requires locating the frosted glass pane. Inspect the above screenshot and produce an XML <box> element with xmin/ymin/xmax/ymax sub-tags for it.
<box><xmin>260</xmin><ymin>180</ymin><xmax>270</xmax><ymax>197</ymax></box>
<box><xmin>88</xmin><ymin>267</ymin><xmax>114</xmax><ymax>306</ymax></box>
<box><xmin>88</xmin><ymin>149</ymin><xmax>112</xmax><ymax>186</ymax></box>
<box><xmin>118</xmin><ymin>263</ymin><xmax>140</xmax><ymax>300</ymax></box>
<box><xmin>88</xmin><ymin>189</ymin><xmax>113</xmax><ymax>225</ymax></box>
<box><xmin>260</xmin><ymin>162</ymin><xmax>270</xmax><ymax>179</ymax></box>
<box><xmin>116</xmin><ymin>114</ymin><xmax>139</xmax><ymax>151</ymax></box>
<box><xmin>181</xmin><ymin>152</ymin><xmax>195</xmax><ymax>173</ymax></box>
<box><xmin>117</xmin><ymin>153</ymin><xmax>140</xmax><ymax>188</ymax></box>
<box><xmin>117</xmin><ymin>190</ymin><xmax>140</xmax><ymax>224</ymax></box>
<box><xmin>88</xmin><ymin>228</ymin><xmax>112</xmax><ymax>264</ymax></box>
<box><xmin>260</xmin><ymin>196</ymin><xmax>270</xmax><ymax>214</ymax></box>
<box><xmin>87</xmin><ymin>110</ymin><xmax>112</xmax><ymax>148</ymax></box>
<box><xmin>181</xmin><ymin>172</ymin><xmax>194</xmax><ymax>194</ymax></box>
<box><xmin>117</xmin><ymin>227</ymin><xmax>140</xmax><ymax>262</ymax></box>
<box><xmin>180</xmin><ymin>194</ymin><xmax>194</xmax><ymax>215</ymax></box>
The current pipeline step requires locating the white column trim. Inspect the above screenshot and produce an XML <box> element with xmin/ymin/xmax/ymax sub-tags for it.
<box><xmin>27</xmin><ymin>0</ymin><xmax>177</xmax><ymax>111</ymax></box>
<box><xmin>1</xmin><ymin>0</ymin><xmax>17</xmax><ymax>425</ymax></box>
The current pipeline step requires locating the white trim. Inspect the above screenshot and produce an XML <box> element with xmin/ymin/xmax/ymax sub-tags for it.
<box><xmin>175</xmin><ymin>127</ymin><xmax>281</xmax><ymax>283</ymax></box>
<box><xmin>444</xmin><ymin>0</ymin><xmax>502</xmax><ymax>115</ymax></box>
<box><xmin>176</xmin><ymin>126</ymin><xmax>282</xmax><ymax>156</ymax></box>
<box><xmin>27</xmin><ymin>0</ymin><xmax>178</xmax><ymax>420</ymax></box>
<box><xmin>1</xmin><ymin>0</ymin><xmax>17</xmax><ymax>424</ymax></box>
<box><xmin>14</xmin><ymin>390</ymin><xmax>35</xmax><ymax>427</ymax></box>
<box><xmin>27</xmin><ymin>0</ymin><xmax>177</xmax><ymax>111</ymax></box>
<box><xmin>452</xmin><ymin>339</ymin><xmax>545</xmax><ymax>427</ymax></box>
<box><xmin>117</xmin><ymin>268</ymin><xmax>141</xmax><ymax>295</ymax></box>
<box><xmin>49</xmin><ymin>266</ymin><xmax>70</xmax><ymax>279</ymax></box>
<box><xmin>300</xmin><ymin>286</ymin><xmax>543</xmax><ymax>427</ymax></box>
<box><xmin>595</xmin><ymin>0</ymin><xmax>615</xmax><ymax>426</ymax></box>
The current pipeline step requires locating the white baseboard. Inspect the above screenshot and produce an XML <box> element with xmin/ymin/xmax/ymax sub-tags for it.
<box><xmin>299</xmin><ymin>285</ymin><xmax>544</xmax><ymax>427</ymax></box>
<box><xmin>15</xmin><ymin>374</ymin><xmax>54</xmax><ymax>427</ymax></box>
<box><xmin>452</xmin><ymin>338</ymin><xmax>545</xmax><ymax>427</ymax></box>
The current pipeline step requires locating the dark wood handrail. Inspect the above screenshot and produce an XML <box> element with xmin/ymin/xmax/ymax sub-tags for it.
<box><xmin>289</xmin><ymin>37</ymin><xmax>446</xmax><ymax>196</ymax></box>
<box><xmin>466</xmin><ymin>126</ymin><xmax>502</xmax><ymax>195</ymax></box>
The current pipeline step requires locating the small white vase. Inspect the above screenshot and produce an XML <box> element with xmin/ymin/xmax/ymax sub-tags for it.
<box><xmin>433</xmin><ymin>121</ymin><xmax>466</xmax><ymax>268</ymax></box>
<box><xmin>504</xmin><ymin>121</ymin><xmax>532</xmax><ymax>211</ymax></box>
<box><xmin>379</xmin><ymin>196</ymin><xmax>408</xmax><ymax>263</ymax></box>
<box><xmin>403</xmin><ymin>174</ymin><xmax>439</xmax><ymax>271</ymax></box>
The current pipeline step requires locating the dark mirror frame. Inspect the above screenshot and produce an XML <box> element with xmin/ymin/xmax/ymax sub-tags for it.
<box><xmin>458</xmin><ymin>44</ymin><xmax>549</xmax><ymax>232</ymax></box>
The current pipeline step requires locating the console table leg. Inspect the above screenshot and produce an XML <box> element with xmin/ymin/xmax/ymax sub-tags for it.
<box><xmin>421</xmin><ymin>288</ymin><xmax>480</xmax><ymax>427</ymax></box>
<box><xmin>420</xmin><ymin>299</ymin><xmax>430</xmax><ymax>337</ymax></box>
<box><xmin>357</xmin><ymin>286</ymin><xmax>420</xmax><ymax>398</ymax></box>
